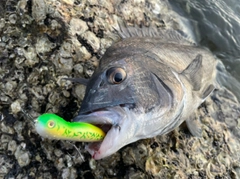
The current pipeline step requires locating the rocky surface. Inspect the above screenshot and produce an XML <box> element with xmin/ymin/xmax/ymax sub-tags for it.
<box><xmin>1</xmin><ymin>0</ymin><xmax>240</xmax><ymax>178</ymax></box>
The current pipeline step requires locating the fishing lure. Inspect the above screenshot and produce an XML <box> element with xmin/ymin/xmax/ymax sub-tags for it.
<box><xmin>35</xmin><ymin>113</ymin><xmax>105</xmax><ymax>142</ymax></box>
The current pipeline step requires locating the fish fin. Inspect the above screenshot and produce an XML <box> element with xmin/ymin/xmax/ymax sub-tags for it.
<box><xmin>181</xmin><ymin>54</ymin><xmax>203</xmax><ymax>91</ymax></box>
<box><xmin>200</xmin><ymin>84</ymin><xmax>215</xmax><ymax>99</ymax></box>
<box><xmin>185</xmin><ymin>116</ymin><xmax>202</xmax><ymax>137</ymax></box>
<box><xmin>151</xmin><ymin>73</ymin><xmax>173</xmax><ymax>106</ymax></box>
<box><xmin>113</xmin><ymin>18</ymin><xmax>195</xmax><ymax>45</ymax></box>
<box><xmin>64</xmin><ymin>78</ymin><xmax>89</xmax><ymax>86</ymax></box>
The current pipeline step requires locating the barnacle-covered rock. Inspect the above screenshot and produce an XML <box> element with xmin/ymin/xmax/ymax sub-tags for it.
<box><xmin>1</xmin><ymin>0</ymin><xmax>240</xmax><ymax>178</ymax></box>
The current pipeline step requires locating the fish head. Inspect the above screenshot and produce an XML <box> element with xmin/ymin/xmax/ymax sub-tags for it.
<box><xmin>74</xmin><ymin>44</ymin><xmax>173</xmax><ymax>159</ymax></box>
<box><xmin>79</xmin><ymin>58</ymin><xmax>135</xmax><ymax>114</ymax></box>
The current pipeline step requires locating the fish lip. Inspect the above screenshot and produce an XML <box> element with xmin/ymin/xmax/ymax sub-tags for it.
<box><xmin>74</xmin><ymin>103</ymin><xmax>135</xmax><ymax>125</ymax></box>
<box><xmin>74</xmin><ymin>104</ymin><xmax>129</xmax><ymax>130</ymax></box>
<box><xmin>74</xmin><ymin>104</ymin><xmax>134</xmax><ymax>159</ymax></box>
<box><xmin>78</xmin><ymin>103</ymin><xmax>135</xmax><ymax>115</ymax></box>
<box><xmin>86</xmin><ymin>123</ymin><xmax>123</xmax><ymax>160</ymax></box>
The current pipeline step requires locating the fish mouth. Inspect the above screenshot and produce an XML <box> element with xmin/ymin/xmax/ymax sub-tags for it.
<box><xmin>73</xmin><ymin>104</ymin><xmax>134</xmax><ymax>160</ymax></box>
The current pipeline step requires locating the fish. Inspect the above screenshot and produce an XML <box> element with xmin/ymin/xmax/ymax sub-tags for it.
<box><xmin>73</xmin><ymin>26</ymin><xmax>217</xmax><ymax>160</ymax></box>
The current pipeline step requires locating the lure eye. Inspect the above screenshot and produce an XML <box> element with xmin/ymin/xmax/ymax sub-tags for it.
<box><xmin>106</xmin><ymin>67</ymin><xmax>127</xmax><ymax>84</ymax></box>
<box><xmin>47</xmin><ymin>120</ymin><xmax>55</xmax><ymax>128</ymax></box>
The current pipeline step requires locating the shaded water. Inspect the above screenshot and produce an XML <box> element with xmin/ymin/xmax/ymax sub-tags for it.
<box><xmin>170</xmin><ymin>0</ymin><xmax>240</xmax><ymax>97</ymax></box>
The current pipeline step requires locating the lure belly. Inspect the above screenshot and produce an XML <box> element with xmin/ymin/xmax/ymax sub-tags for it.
<box><xmin>35</xmin><ymin>113</ymin><xmax>105</xmax><ymax>142</ymax></box>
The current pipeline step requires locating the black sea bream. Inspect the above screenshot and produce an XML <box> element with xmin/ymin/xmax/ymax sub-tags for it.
<box><xmin>74</xmin><ymin>27</ymin><xmax>217</xmax><ymax>160</ymax></box>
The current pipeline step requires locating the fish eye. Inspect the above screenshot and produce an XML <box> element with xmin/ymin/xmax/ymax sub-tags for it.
<box><xmin>106</xmin><ymin>67</ymin><xmax>127</xmax><ymax>84</ymax></box>
<box><xmin>47</xmin><ymin>120</ymin><xmax>55</xmax><ymax>128</ymax></box>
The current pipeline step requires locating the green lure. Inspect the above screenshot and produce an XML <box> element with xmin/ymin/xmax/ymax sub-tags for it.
<box><xmin>35</xmin><ymin>113</ymin><xmax>105</xmax><ymax>142</ymax></box>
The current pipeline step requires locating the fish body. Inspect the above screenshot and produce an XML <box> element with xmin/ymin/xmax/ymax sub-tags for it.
<box><xmin>74</xmin><ymin>28</ymin><xmax>217</xmax><ymax>159</ymax></box>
